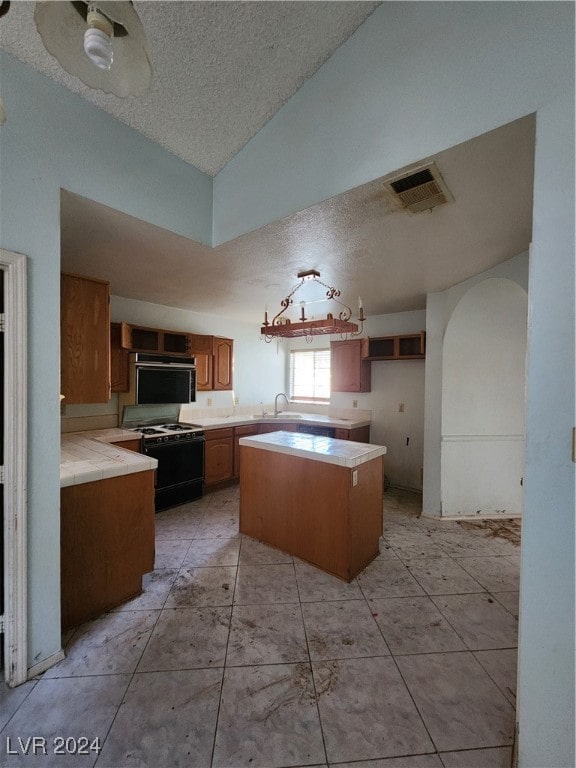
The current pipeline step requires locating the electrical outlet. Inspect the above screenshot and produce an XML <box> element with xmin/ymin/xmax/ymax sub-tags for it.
<box><xmin>352</xmin><ymin>400</ymin><xmax>358</xmax><ymax>408</ymax></box>
<box><xmin>207</xmin><ymin>398</ymin><xmax>212</xmax><ymax>406</ymax></box>
<box><xmin>234</xmin><ymin>397</ymin><xmax>239</xmax><ymax>405</ymax></box>
<box><xmin>352</xmin><ymin>470</ymin><xmax>358</xmax><ymax>487</ymax></box>
<box><xmin>399</xmin><ymin>403</ymin><xmax>405</xmax><ymax>413</ymax></box>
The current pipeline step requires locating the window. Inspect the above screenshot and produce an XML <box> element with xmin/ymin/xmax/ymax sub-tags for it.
<box><xmin>289</xmin><ymin>348</ymin><xmax>331</xmax><ymax>402</ymax></box>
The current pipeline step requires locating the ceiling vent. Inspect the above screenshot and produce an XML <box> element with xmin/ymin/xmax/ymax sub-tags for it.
<box><xmin>383</xmin><ymin>162</ymin><xmax>454</xmax><ymax>213</ymax></box>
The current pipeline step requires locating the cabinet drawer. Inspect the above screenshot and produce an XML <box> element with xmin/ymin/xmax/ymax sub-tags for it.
<box><xmin>205</xmin><ymin>427</ymin><xmax>234</xmax><ymax>440</ymax></box>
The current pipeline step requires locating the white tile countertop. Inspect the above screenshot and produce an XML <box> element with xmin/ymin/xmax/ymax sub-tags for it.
<box><xmin>239</xmin><ymin>430</ymin><xmax>386</xmax><ymax>468</ymax></box>
<box><xmin>180</xmin><ymin>412</ymin><xmax>371</xmax><ymax>429</ymax></box>
<box><xmin>61</xmin><ymin>430</ymin><xmax>157</xmax><ymax>488</ymax></box>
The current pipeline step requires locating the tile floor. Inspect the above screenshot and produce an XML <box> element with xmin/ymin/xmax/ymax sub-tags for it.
<box><xmin>0</xmin><ymin>487</ymin><xmax>520</xmax><ymax>768</ymax></box>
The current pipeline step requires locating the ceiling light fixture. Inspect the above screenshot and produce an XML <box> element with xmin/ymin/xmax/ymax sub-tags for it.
<box><xmin>83</xmin><ymin>4</ymin><xmax>113</xmax><ymax>71</ymax></box>
<box><xmin>33</xmin><ymin>1</ymin><xmax>153</xmax><ymax>97</ymax></box>
<box><xmin>261</xmin><ymin>269</ymin><xmax>366</xmax><ymax>343</ymax></box>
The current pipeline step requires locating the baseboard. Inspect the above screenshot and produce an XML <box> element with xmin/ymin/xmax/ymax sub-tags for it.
<box><xmin>28</xmin><ymin>649</ymin><xmax>65</xmax><ymax>679</ymax></box>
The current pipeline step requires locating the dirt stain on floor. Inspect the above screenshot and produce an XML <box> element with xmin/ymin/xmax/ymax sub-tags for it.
<box><xmin>457</xmin><ymin>518</ymin><xmax>521</xmax><ymax>546</ymax></box>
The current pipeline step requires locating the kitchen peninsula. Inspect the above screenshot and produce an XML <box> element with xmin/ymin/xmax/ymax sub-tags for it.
<box><xmin>60</xmin><ymin>431</ymin><xmax>157</xmax><ymax>628</ymax></box>
<box><xmin>239</xmin><ymin>431</ymin><xmax>386</xmax><ymax>581</ymax></box>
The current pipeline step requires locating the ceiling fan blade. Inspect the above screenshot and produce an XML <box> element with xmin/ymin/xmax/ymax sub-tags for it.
<box><xmin>34</xmin><ymin>1</ymin><xmax>152</xmax><ymax>98</ymax></box>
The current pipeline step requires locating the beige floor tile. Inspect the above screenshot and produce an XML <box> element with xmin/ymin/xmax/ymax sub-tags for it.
<box><xmin>406</xmin><ymin>557</ymin><xmax>485</xmax><ymax>595</ymax></box>
<box><xmin>97</xmin><ymin>669</ymin><xmax>222</xmax><ymax>768</ymax></box>
<box><xmin>43</xmin><ymin>610</ymin><xmax>158</xmax><ymax>677</ymax></box>
<box><xmin>153</xmin><ymin>538</ymin><xmax>191</xmax><ymax>569</ymax></box>
<box><xmin>165</xmin><ymin>566</ymin><xmax>237</xmax><ymax>607</ymax></box>
<box><xmin>1</xmin><ymin>675</ymin><xmax>130</xmax><ymax>767</ymax></box>
<box><xmin>455</xmin><ymin>556</ymin><xmax>520</xmax><ymax>592</ymax></box>
<box><xmin>184</xmin><ymin>535</ymin><xmax>241</xmax><ymax>567</ymax></box>
<box><xmin>213</xmin><ymin>663</ymin><xmax>325</xmax><ymax>768</ymax></box>
<box><xmin>227</xmin><ymin>604</ymin><xmax>308</xmax><ymax>665</ymax></box>
<box><xmin>137</xmin><ymin>606</ymin><xmax>232</xmax><ymax>671</ymax></box>
<box><xmin>294</xmin><ymin>560</ymin><xmax>364</xmax><ymax>602</ymax></box>
<box><xmin>492</xmin><ymin>590</ymin><xmax>519</xmax><ymax>619</ymax></box>
<box><xmin>0</xmin><ymin>680</ymin><xmax>38</xmax><ymax>732</ymax></box>
<box><xmin>335</xmin><ymin>756</ymin><xmax>443</xmax><ymax>768</ymax></box>
<box><xmin>234</xmin><ymin>564</ymin><xmax>300</xmax><ymax>604</ymax></box>
<box><xmin>397</xmin><ymin>652</ymin><xmax>515</xmax><ymax>752</ymax></box>
<box><xmin>431</xmin><ymin>593</ymin><xmax>518</xmax><ymax>650</ymax></box>
<box><xmin>439</xmin><ymin>746</ymin><xmax>513</xmax><ymax>767</ymax></box>
<box><xmin>111</xmin><ymin>568</ymin><xmax>178</xmax><ymax>611</ymax></box>
<box><xmin>313</xmin><ymin>656</ymin><xmax>433</xmax><ymax>763</ymax></box>
<box><xmin>357</xmin><ymin>558</ymin><xmax>425</xmax><ymax>599</ymax></box>
<box><xmin>302</xmin><ymin>599</ymin><xmax>390</xmax><ymax>660</ymax></box>
<box><xmin>239</xmin><ymin>535</ymin><xmax>294</xmax><ymax>564</ymax></box>
<box><xmin>474</xmin><ymin>648</ymin><xmax>518</xmax><ymax>705</ymax></box>
<box><xmin>369</xmin><ymin>596</ymin><xmax>467</xmax><ymax>655</ymax></box>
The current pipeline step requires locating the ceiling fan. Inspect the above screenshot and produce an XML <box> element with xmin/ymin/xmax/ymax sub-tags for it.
<box><xmin>30</xmin><ymin>1</ymin><xmax>153</xmax><ymax>97</ymax></box>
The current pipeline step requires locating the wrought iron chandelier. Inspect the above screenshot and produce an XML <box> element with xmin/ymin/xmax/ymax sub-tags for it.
<box><xmin>261</xmin><ymin>269</ymin><xmax>366</xmax><ymax>343</ymax></box>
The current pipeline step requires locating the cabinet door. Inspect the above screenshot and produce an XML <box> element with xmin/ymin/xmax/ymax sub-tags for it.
<box><xmin>194</xmin><ymin>353</ymin><xmax>213</xmax><ymax>391</ymax></box>
<box><xmin>61</xmin><ymin>273</ymin><xmax>110</xmax><ymax>404</ymax></box>
<box><xmin>204</xmin><ymin>430</ymin><xmax>234</xmax><ymax>485</ymax></box>
<box><xmin>110</xmin><ymin>323</ymin><xmax>129</xmax><ymax>393</ymax></box>
<box><xmin>330</xmin><ymin>340</ymin><xmax>371</xmax><ymax>392</ymax></box>
<box><xmin>213</xmin><ymin>337</ymin><xmax>233</xmax><ymax>390</ymax></box>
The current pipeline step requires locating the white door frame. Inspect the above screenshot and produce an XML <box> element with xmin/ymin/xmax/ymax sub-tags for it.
<box><xmin>1</xmin><ymin>249</ymin><xmax>27</xmax><ymax>687</ymax></box>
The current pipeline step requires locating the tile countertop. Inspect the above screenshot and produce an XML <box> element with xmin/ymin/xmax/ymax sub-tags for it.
<box><xmin>182</xmin><ymin>412</ymin><xmax>372</xmax><ymax>429</ymax></box>
<box><xmin>61</xmin><ymin>430</ymin><xmax>157</xmax><ymax>488</ymax></box>
<box><xmin>239</xmin><ymin>430</ymin><xmax>386</xmax><ymax>468</ymax></box>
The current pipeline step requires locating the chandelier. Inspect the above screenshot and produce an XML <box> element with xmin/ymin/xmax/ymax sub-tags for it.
<box><xmin>261</xmin><ymin>269</ymin><xmax>366</xmax><ymax>343</ymax></box>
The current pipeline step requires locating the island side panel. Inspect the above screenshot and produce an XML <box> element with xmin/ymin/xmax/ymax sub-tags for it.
<box><xmin>348</xmin><ymin>456</ymin><xmax>384</xmax><ymax>578</ymax></box>
<box><xmin>240</xmin><ymin>446</ymin><xmax>359</xmax><ymax>580</ymax></box>
<box><xmin>61</xmin><ymin>470</ymin><xmax>155</xmax><ymax>628</ymax></box>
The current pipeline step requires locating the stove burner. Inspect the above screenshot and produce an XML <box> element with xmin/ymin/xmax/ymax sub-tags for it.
<box><xmin>139</xmin><ymin>427</ymin><xmax>164</xmax><ymax>435</ymax></box>
<box><xmin>161</xmin><ymin>424</ymin><xmax>188</xmax><ymax>431</ymax></box>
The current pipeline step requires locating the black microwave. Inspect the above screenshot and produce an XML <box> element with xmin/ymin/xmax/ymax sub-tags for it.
<box><xmin>131</xmin><ymin>353</ymin><xmax>196</xmax><ymax>405</ymax></box>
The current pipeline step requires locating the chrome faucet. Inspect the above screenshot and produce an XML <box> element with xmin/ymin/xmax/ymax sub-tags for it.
<box><xmin>274</xmin><ymin>392</ymin><xmax>290</xmax><ymax>416</ymax></box>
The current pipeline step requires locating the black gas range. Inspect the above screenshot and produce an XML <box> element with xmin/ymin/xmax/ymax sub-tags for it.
<box><xmin>122</xmin><ymin>406</ymin><xmax>205</xmax><ymax>511</ymax></box>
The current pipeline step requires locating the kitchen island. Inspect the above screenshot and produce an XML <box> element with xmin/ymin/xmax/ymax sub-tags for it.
<box><xmin>239</xmin><ymin>431</ymin><xmax>386</xmax><ymax>581</ymax></box>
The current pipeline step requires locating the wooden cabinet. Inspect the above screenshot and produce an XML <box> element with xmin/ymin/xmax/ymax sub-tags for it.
<box><xmin>110</xmin><ymin>438</ymin><xmax>141</xmax><ymax>453</ymax></box>
<box><xmin>330</xmin><ymin>339</ymin><xmax>371</xmax><ymax>392</ymax></box>
<box><xmin>204</xmin><ymin>427</ymin><xmax>234</xmax><ymax>486</ymax></box>
<box><xmin>110</xmin><ymin>322</ymin><xmax>129</xmax><ymax>393</ymax></box>
<box><xmin>189</xmin><ymin>335</ymin><xmax>234</xmax><ymax>391</ymax></box>
<box><xmin>334</xmin><ymin>425</ymin><xmax>371</xmax><ymax>443</ymax></box>
<box><xmin>61</xmin><ymin>273</ymin><xmax>110</xmax><ymax>404</ymax></box>
<box><xmin>213</xmin><ymin>337</ymin><xmax>233</xmax><ymax>390</ymax></box>
<box><xmin>121</xmin><ymin>323</ymin><xmax>192</xmax><ymax>356</ymax></box>
<box><xmin>234</xmin><ymin>424</ymin><xmax>260</xmax><ymax>478</ymax></box>
<box><xmin>364</xmin><ymin>332</ymin><xmax>426</xmax><ymax>360</ymax></box>
<box><xmin>60</xmin><ymin>470</ymin><xmax>155</xmax><ymax>628</ymax></box>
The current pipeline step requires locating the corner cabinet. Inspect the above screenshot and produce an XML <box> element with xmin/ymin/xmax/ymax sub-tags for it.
<box><xmin>61</xmin><ymin>273</ymin><xmax>110</xmax><ymax>404</ymax></box>
<box><xmin>330</xmin><ymin>339</ymin><xmax>371</xmax><ymax>392</ymax></box>
<box><xmin>189</xmin><ymin>335</ymin><xmax>234</xmax><ymax>391</ymax></box>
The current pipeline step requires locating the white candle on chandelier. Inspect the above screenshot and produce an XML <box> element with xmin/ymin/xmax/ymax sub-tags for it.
<box><xmin>358</xmin><ymin>296</ymin><xmax>363</xmax><ymax>309</ymax></box>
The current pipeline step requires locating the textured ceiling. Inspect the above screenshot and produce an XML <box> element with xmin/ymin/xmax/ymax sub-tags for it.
<box><xmin>0</xmin><ymin>0</ymin><xmax>380</xmax><ymax>175</ymax></box>
<box><xmin>61</xmin><ymin>116</ymin><xmax>536</xmax><ymax>323</ymax></box>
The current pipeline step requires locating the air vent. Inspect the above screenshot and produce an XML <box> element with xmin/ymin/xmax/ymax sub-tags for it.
<box><xmin>383</xmin><ymin>162</ymin><xmax>453</xmax><ymax>213</ymax></box>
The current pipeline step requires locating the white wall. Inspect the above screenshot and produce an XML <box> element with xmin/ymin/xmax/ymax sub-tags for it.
<box><xmin>423</xmin><ymin>252</ymin><xmax>530</xmax><ymax>516</ymax></box>
<box><xmin>289</xmin><ymin>310</ymin><xmax>426</xmax><ymax>490</ymax></box>
<box><xmin>111</xmin><ymin>296</ymin><xmax>287</xmax><ymax>409</ymax></box>
<box><xmin>440</xmin><ymin>278</ymin><xmax>528</xmax><ymax>516</ymax></box>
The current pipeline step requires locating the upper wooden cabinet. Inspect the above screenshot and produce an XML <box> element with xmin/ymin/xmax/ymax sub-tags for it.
<box><xmin>330</xmin><ymin>339</ymin><xmax>371</xmax><ymax>392</ymax></box>
<box><xmin>121</xmin><ymin>323</ymin><xmax>192</xmax><ymax>356</ymax></box>
<box><xmin>189</xmin><ymin>334</ymin><xmax>234</xmax><ymax>391</ymax></box>
<box><xmin>61</xmin><ymin>273</ymin><xmax>110</xmax><ymax>404</ymax></box>
<box><xmin>363</xmin><ymin>332</ymin><xmax>426</xmax><ymax>360</ymax></box>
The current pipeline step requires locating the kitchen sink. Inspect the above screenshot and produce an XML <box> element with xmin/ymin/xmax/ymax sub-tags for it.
<box><xmin>251</xmin><ymin>413</ymin><xmax>303</xmax><ymax>420</ymax></box>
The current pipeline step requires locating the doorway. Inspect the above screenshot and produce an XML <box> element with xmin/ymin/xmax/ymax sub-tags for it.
<box><xmin>0</xmin><ymin>249</ymin><xmax>27</xmax><ymax>687</ymax></box>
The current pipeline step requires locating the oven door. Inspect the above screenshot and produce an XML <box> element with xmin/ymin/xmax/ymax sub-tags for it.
<box><xmin>143</xmin><ymin>437</ymin><xmax>205</xmax><ymax>510</ymax></box>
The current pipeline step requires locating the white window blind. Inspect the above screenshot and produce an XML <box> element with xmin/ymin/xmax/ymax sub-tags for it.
<box><xmin>289</xmin><ymin>349</ymin><xmax>331</xmax><ymax>402</ymax></box>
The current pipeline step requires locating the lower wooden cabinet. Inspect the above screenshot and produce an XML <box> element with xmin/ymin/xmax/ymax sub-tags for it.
<box><xmin>335</xmin><ymin>425</ymin><xmax>371</xmax><ymax>443</ymax></box>
<box><xmin>60</xmin><ymin>471</ymin><xmax>155</xmax><ymax>629</ymax></box>
<box><xmin>204</xmin><ymin>428</ymin><xmax>234</xmax><ymax>486</ymax></box>
<box><xmin>234</xmin><ymin>425</ymin><xmax>260</xmax><ymax>478</ymax></box>
<box><xmin>110</xmin><ymin>438</ymin><xmax>142</xmax><ymax>453</ymax></box>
